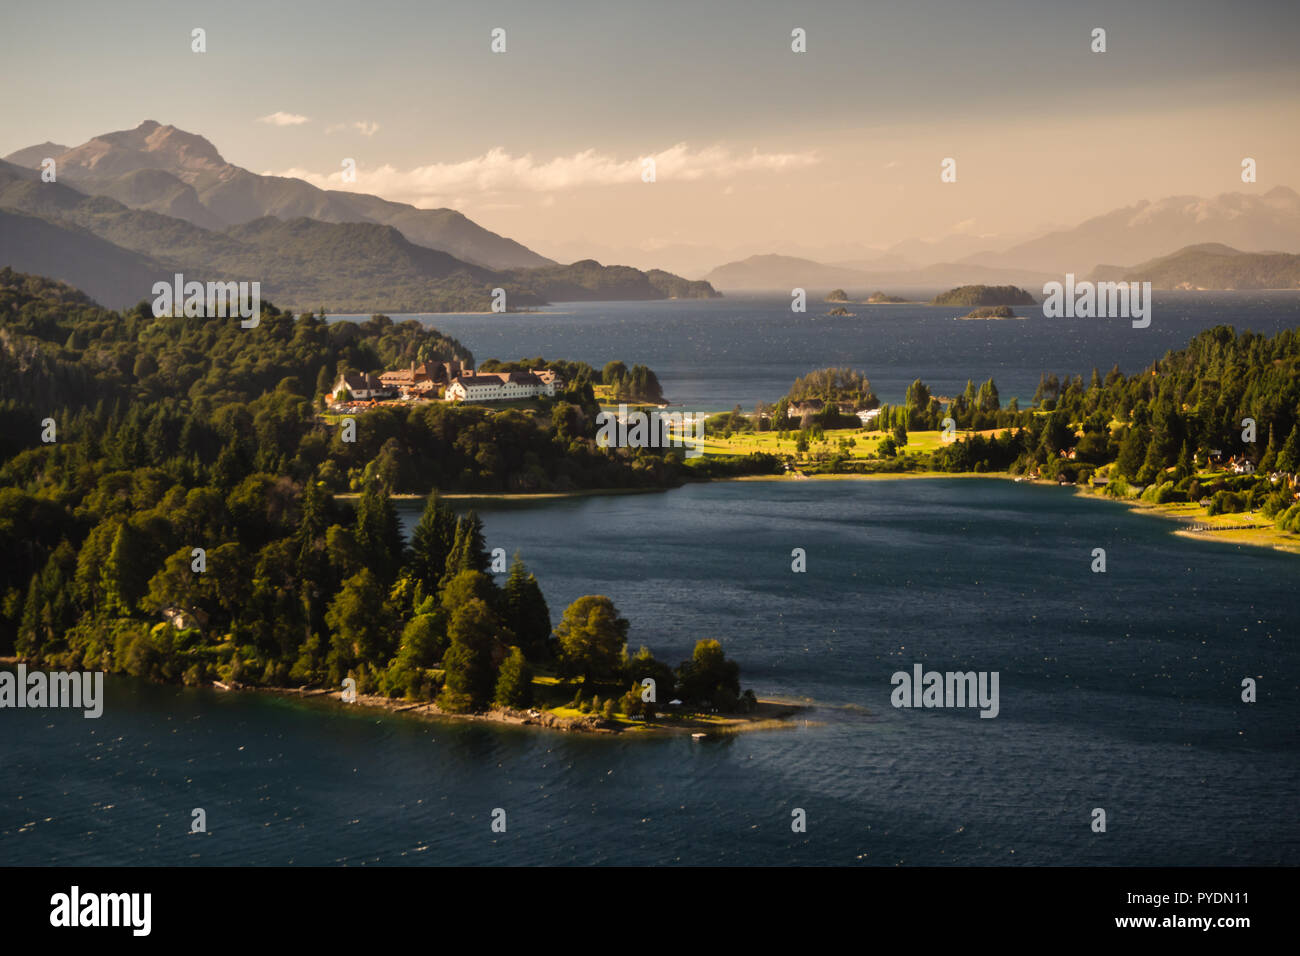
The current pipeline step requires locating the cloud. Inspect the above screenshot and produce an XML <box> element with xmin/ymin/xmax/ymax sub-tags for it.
<box><xmin>326</xmin><ymin>121</ymin><xmax>380</xmax><ymax>136</ymax></box>
<box><xmin>257</xmin><ymin>112</ymin><xmax>310</xmax><ymax>127</ymax></box>
<box><xmin>265</xmin><ymin>143</ymin><xmax>819</xmax><ymax>206</ymax></box>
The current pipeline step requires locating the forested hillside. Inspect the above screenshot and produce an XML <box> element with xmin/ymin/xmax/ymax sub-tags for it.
<box><xmin>0</xmin><ymin>270</ymin><xmax>746</xmax><ymax>686</ymax></box>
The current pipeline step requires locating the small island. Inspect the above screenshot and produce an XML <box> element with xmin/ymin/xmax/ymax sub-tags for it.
<box><xmin>957</xmin><ymin>305</ymin><xmax>1021</xmax><ymax>319</ymax></box>
<box><xmin>824</xmin><ymin>288</ymin><xmax>851</xmax><ymax>302</ymax></box>
<box><xmin>826</xmin><ymin>306</ymin><xmax>855</xmax><ymax>317</ymax></box>
<box><xmin>866</xmin><ymin>291</ymin><xmax>909</xmax><ymax>303</ymax></box>
<box><xmin>931</xmin><ymin>284</ymin><xmax>1037</xmax><ymax>307</ymax></box>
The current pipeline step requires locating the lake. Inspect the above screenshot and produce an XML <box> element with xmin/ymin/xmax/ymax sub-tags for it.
<box><xmin>332</xmin><ymin>291</ymin><xmax>1300</xmax><ymax>409</ymax></box>
<box><xmin>4</xmin><ymin>478</ymin><xmax>1296</xmax><ymax>865</ymax></box>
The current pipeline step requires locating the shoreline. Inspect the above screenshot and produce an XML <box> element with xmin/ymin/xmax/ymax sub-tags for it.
<box><xmin>1070</xmin><ymin>485</ymin><xmax>1300</xmax><ymax>556</ymax></box>
<box><xmin>337</xmin><ymin>486</ymin><xmax>669</xmax><ymax>502</ymax></box>
<box><xmin>249</xmin><ymin>685</ymin><xmax>812</xmax><ymax>737</ymax></box>
<box><xmin>0</xmin><ymin>656</ymin><xmax>812</xmax><ymax>737</ymax></box>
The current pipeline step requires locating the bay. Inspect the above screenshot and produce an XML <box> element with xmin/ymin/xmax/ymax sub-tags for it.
<box><xmin>3</xmin><ymin>478</ymin><xmax>1296</xmax><ymax>866</ymax></box>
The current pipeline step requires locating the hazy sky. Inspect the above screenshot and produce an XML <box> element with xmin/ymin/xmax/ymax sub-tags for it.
<box><xmin>3</xmin><ymin>0</ymin><xmax>1298</xmax><ymax>268</ymax></box>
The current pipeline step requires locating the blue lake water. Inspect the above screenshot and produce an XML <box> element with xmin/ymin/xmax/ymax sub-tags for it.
<box><xmin>333</xmin><ymin>292</ymin><xmax>1300</xmax><ymax>409</ymax></box>
<box><xmin>5</xmin><ymin>294</ymin><xmax>1299</xmax><ymax>866</ymax></box>
<box><xmin>3</xmin><ymin>479</ymin><xmax>1297</xmax><ymax>866</ymax></box>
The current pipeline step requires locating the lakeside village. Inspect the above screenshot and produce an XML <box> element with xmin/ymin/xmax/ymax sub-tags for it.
<box><xmin>328</xmin><ymin>359</ymin><xmax>563</xmax><ymax>409</ymax></box>
<box><xmin>328</xmin><ymin>356</ymin><xmax>879</xmax><ymax>430</ymax></box>
<box><xmin>328</xmin><ymin>358</ymin><xmax>713</xmax><ymax>455</ymax></box>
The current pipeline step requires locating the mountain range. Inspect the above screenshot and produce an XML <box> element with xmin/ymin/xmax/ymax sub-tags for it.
<box><xmin>703</xmin><ymin>253</ymin><xmax>1056</xmax><ymax>293</ymax></box>
<box><xmin>6</xmin><ymin>121</ymin><xmax>551</xmax><ymax>269</ymax></box>
<box><xmin>0</xmin><ymin>121</ymin><xmax>718</xmax><ymax>311</ymax></box>
<box><xmin>1090</xmin><ymin>243</ymin><xmax>1300</xmax><ymax>290</ymax></box>
<box><xmin>6</xmin><ymin>120</ymin><xmax>1300</xmax><ymax>306</ymax></box>
<box><xmin>704</xmin><ymin>187</ymin><xmax>1300</xmax><ymax>292</ymax></box>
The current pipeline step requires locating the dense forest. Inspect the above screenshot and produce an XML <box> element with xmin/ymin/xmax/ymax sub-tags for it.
<box><xmin>0</xmin><ymin>269</ymin><xmax>767</xmax><ymax>713</ymax></box>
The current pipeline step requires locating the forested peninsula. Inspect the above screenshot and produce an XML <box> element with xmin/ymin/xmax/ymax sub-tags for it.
<box><xmin>0</xmin><ymin>269</ymin><xmax>768</xmax><ymax>732</ymax></box>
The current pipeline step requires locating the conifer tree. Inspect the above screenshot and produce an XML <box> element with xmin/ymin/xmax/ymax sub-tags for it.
<box><xmin>438</xmin><ymin>511</ymin><xmax>490</xmax><ymax>590</ymax></box>
<box><xmin>1277</xmin><ymin>424</ymin><xmax>1300</xmax><ymax>474</ymax></box>
<box><xmin>356</xmin><ymin>481</ymin><xmax>404</xmax><ymax>582</ymax></box>
<box><xmin>409</xmin><ymin>491</ymin><xmax>458</xmax><ymax>595</ymax></box>
<box><xmin>503</xmin><ymin>554</ymin><xmax>552</xmax><ymax>662</ymax></box>
<box><xmin>494</xmin><ymin>646</ymin><xmax>533</xmax><ymax>708</ymax></box>
<box><xmin>1259</xmin><ymin>424</ymin><xmax>1279</xmax><ymax>473</ymax></box>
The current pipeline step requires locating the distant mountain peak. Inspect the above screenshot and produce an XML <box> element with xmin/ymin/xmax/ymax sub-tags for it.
<box><xmin>1</xmin><ymin>141</ymin><xmax>70</xmax><ymax>168</ymax></box>
<box><xmin>82</xmin><ymin>120</ymin><xmax>228</xmax><ymax>175</ymax></box>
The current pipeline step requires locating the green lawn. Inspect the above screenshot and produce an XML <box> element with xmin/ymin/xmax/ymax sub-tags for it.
<box><xmin>685</xmin><ymin>426</ymin><xmax>1000</xmax><ymax>464</ymax></box>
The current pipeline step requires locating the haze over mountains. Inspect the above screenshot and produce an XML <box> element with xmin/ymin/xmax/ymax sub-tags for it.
<box><xmin>0</xmin><ymin>121</ymin><xmax>717</xmax><ymax>311</ymax></box>
<box><xmin>966</xmin><ymin>188</ymin><xmax>1300</xmax><ymax>274</ymax></box>
<box><xmin>4</xmin><ymin>120</ymin><xmax>1300</xmax><ymax>307</ymax></box>
<box><xmin>705</xmin><ymin>186</ymin><xmax>1300</xmax><ymax>292</ymax></box>
<box><xmin>703</xmin><ymin>254</ymin><xmax>1057</xmax><ymax>295</ymax></box>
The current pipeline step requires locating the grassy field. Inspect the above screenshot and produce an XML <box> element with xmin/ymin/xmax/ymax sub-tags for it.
<box><xmin>685</xmin><ymin>426</ymin><xmax>1005</xmax><ymax>464</ymax></box>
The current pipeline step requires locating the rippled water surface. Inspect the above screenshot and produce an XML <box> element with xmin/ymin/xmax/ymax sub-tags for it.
<box><xmin>4</xmin><ymin>479</ymin><xmax>1296</xmax><ymax>865</ymax></box>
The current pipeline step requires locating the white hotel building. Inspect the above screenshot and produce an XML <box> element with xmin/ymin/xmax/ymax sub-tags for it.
<box><xmin>446</xmin><ymin>370</ymin><xmax>561</xmax><ymax>403</ymax></box>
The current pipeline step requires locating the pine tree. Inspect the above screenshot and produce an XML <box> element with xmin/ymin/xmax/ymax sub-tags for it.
<box><xmin>296</xmin><ymin>480</ymin><xmax>329</xmax><ymax>572</ymax></box>
<box><xmin>314</xmin><ymin>365</ymin><xmax>333</xmax><ymax>404</ymax></box>
<box><xmin>1137</xmin><ymin>429</ymin><xmax>1166</xmax><ymax>485</ymax></box>
<box><xmin>409</xmin><ymin>491</ymin><xmax>458</xmax><ymax>595</ymax></box>
<box><xmin>1115</xmin><ymin>426</ymin><xmax>1146</xmax><ymax>480</ymax></box>
<box><xmin>494</xmin><ymin>646</ymin><xmax>533</xmax><ymax>708</ymax></box>
<box><xmin>1175</xmin><ymin>440</ymin><xmax>1194</xmax><ymax>482</ymax></box>
<box><xmin>101</xmin><ymin>521</ymin><xmax>150</xmax><ymax>617</ymax></box>
<box><xmin>1259</xmin><ymin>424</ymin><xmax>1279</xmax><ymax>473</ymax></box>
<box><xmin>438</xmin><ymin>511</ymin><xmax>490</xmax><ymax>589</ymax></box>
<box><xmin>1278</xmin><ymin>424</ymin><xmax>1300</xmax><ymax>474</ymax></box>
<box><xmin>356</xmin><ymin>481</ymin><xmax>404</xmax><ymax>582</ymax></box>
<box><xmin>503</xmin><ymin>554</ymin><xmax>552</xmax><ymax>662</ymax></box>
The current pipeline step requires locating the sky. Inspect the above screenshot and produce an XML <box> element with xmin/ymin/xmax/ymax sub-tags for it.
<box><xmin>2</xmin><ymin>0</ymin><xmax>1298</xmax><ymax>273</ymax></box>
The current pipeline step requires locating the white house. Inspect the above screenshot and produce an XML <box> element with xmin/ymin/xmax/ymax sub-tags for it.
<box><xmin>446</xmin><ymin>370</ymin><xmax>560</xmax><ymax>403</ymax></box>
